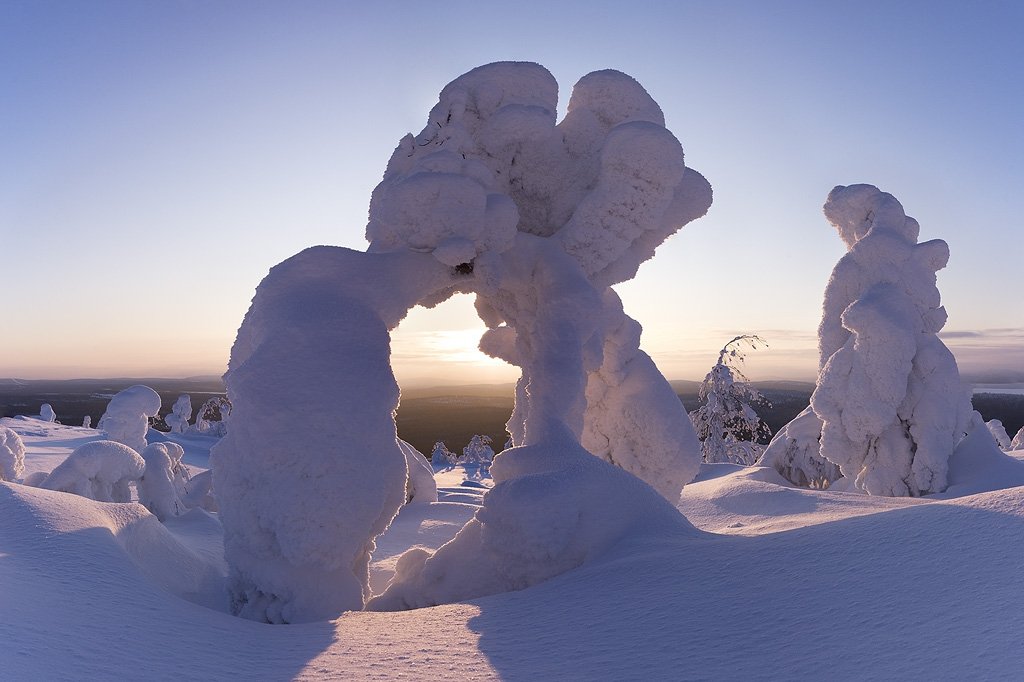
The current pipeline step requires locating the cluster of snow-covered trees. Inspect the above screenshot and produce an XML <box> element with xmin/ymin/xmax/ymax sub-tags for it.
<box><xmin>6</xmin><ymin>385</ymin><xmax>220</xmax><ymax>519</ymax></box>
<box><xmin>205</xmin><ymin>61</ymin><xmax>1019</xmax><ymax>623</ymax></box>
<box><xmin>7</xmin><ymin>61</ymin><xmax>1015</xmax><ymax>627</ymax></box>
<box><xmin>429</xmin><ymin>435</ymin><xmax>496</xmax><ymax>480</ymax></box>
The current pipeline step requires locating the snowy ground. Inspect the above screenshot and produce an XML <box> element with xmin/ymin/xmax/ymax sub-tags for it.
<box><xmin>3</xmin><ymin>418</ymin><xmax>1023</xmax><ymax>680</ymax></box>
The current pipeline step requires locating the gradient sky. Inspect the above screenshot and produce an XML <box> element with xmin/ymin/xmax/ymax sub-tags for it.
<box><xmin>2</xmin><ymin>0</ymin><xmax>1022</xmax><ymax>385</ymax></box>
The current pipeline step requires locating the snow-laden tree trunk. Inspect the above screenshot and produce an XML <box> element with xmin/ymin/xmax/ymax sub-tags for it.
<box><xmin>213</xmin><ymin>247</ymin><xmax>456</xmax><ymax>623</ymax></box>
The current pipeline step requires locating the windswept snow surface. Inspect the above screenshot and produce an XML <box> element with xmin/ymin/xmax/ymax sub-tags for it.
<box><xmin>4</xmin><ymin>423</ymin><xmax>1024</xmax><ymax>677</ymax></box>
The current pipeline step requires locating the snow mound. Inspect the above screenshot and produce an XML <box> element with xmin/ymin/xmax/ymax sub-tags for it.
<box><xmin>680</xmin><ymin>463</ymin><xmax>923</xmax><ymax>535</ymax></box>
<box><xmin>368</xmin><ymin>429</ymin><xmax>697</xmax><ymax>610</ymax></box>
<box><xmin>41</xmin><ymin>439</ymin><xmax>145</xmax><ymax>502</ymax></box>
<box><xmin>1</xmin><ymin>482</ymin><xmax>225</xmax><ymax>611</ymax></box>
<box><xmin>936</xmin><ymin>419</ymin><xmax>1024</xmax><ymax>498</ymax></box>
<box><xmin>757</xmin><ymin>406</ymin><xmax>840</xmax><ymax>488</ymax></box>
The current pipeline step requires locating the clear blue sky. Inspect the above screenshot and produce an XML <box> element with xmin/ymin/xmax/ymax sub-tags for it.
<box><xmin>2</xmin><ymin>0</ymin><xmax>1022</xmax><ymax>383</ymax></box>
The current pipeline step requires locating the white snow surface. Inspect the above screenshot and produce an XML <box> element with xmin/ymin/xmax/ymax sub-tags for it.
<box><xmin>986</xmin><ymin>418</ymin><xmax>1013</xmax><ymax>450</ymax></box>
<box><xmin>4</xmin><ymin>420</ymin><xmax>1024</xmax><ymax>679</ymax></box>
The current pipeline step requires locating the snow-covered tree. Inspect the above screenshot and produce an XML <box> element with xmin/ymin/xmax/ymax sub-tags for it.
<box><xmin>181</xmin><ymin>469</ymin><xmax>217</xmax><ymax>512</ymax></box>
<box><xmin>1011</xmin><ymin>426</ymin><xmax>1024</xmax><ymax>451</ymax></box>
<box><xmin>689</xmin><ymin>335</ymin><xmax>771</xmax><ymax>465</ymax></box>
<box><xmin>41</xmin><ymin>440</ymin><xmax>145</xmax><ymax>502</ymax></box>
<box><xmin>0</xmin><ymin>425</ymin><xmax>26</xmax><ymax>482</ymax></box>
<box><xmin>461</xmin><ymin>434</ymin><xmax>495</xmax><ymax>480</ymax></box>
<box><xmin>165</xmin><ymin>394</ymin><xmax>193</xmax><ymax>434</ymax></box>
<box><xmin>39</xmin><ymin>403</ymin><xmax>57</xmax><ymax>423</ymax></box>
<box><xmin>985</xmin><ymin>420</ymin><xmax>1012</xmax><ymax>451</ymax></box>
<box><xmin>82</xmin><ymin>415</ymin><xmax>92</xmax><ymax>429</ymax></box>
<box><xmin>212</xmin><ymin>247</ymin><xmax>454</xmax><ymax>624</ymax></box>
<box><xmin>138</xmin><ymin>443</ymin><xmax>186</xmax><ymax>521</ymax></box>
<box><xmin>97</xmin><ymin>385</ymin><xmax>162</xmax><ymax>453</ymax></box>
<box><xmin>757</xmin><ymin>407</ymin><xmax>841</xmax><ymax>488</ymax></box>
<box><xmin>191</xmin><ymin>396</ymin><xmax>231</xmax><ymax>436</ymax></box>
<box><xmin>430</xmin><ymin>441</ymin><xmax>455</xmax><ymax>470</ymax></box>
<box><xmin>810</xmin><ymin>184</ymin><xmax>971</xmax><ymax>496</ymax></box>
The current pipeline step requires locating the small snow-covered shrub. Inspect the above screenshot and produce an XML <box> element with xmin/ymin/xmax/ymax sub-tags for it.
<box><xmin>41</xmin><ymin>440</ymin><xmax>145</xmax><ymax>502</ymax></box>
<box><xmin>165</xmin><ymin>395</ymin><xmax>193</xmax><ymax>434</ymax></box>
<box><xmin>757</xmin><ymin>407</ymin><xmax>841</xmax><ymax>488</ymax></box>
<box><xmin>1012</xmin><ymin>426</ymin><xmax>1024</xmax><ymax>451</ymax></box>
<box><xmin>191</xmin><ymin>396</ymin><xmax>230</xmax><ymax>436</ymax></box>
<box><xmin>430</xmin><ymin>441</ymin><xmax>455</xmax><ymax>470</ymax></box>
<box><xmin>461</xmin><ymin>434</ymin><xmax>495</xmax><ymax>480</ymax></box>
<box><xmin>689</xmin><ymin>335</ymin><xmax>771</xmax><ymax>465</ymax></box>
<box><xmin>98</xmin><ymin>385</ymin><xmax>161</xmax><ymax>453</ymax></box>
<box><xmin>39</xmin><ymin>404</ymin><xmax>57</xmax><ymax>423</ymax></box>
<box><xmin>0</xmin><ymin>426</ymin><xmax>26</xmax><ymax>481</ymax></box>
<box><xmin>182</xmin><ymin>469</ymin><xmax>217</xmax><ymax>512</ymax></box>
<box><xmin>82</xmin><ymin>415</ymin><xmax>92</xmax><ymax>429</ymax></box>
<box><xmin>138</xmin><ymin>443</ymin><xmax>186</xmax><ymax>521</ymax></box>
<box><xmin>985</xmin><ymin>420</ymin><xmax>1012</xmax><ymax>451</ymax></box>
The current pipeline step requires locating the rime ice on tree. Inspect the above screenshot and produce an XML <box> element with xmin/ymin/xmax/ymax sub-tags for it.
<box><xmin>215</xmin><ymin>62</ymin><xmax>710</xmax><ymax>621</ymax></box>
<box><xmin>0</xmin><ymin>426</ymin><xmax>26</xmax><ymax>482</ymax></box>
<box><xmin>97</xmin><ymin>385</ymin><xmax>161</xmax><ymax>453</ymax></box>
<box><xmin>810</xmin><ymin>184</ymin><xmax>970</xmax><ymax>496</ymax></box>
<box><xmin>41</xmin><ymin>440</ymin><xmax>145</xmax><ymax>502</ymax></box>
<box><xmin>138</xmin><ymin>442</ymin><xmax>188</xmax><ymax>521</ymax></box>
<box><xmin>689</xmin><ymin>335</ymin><xmax>771</xmax><ymax>465</ymax></box>
<box><xmin>165</xmin><ymin>395</ymin><xmax>193</xmax><ymax>434</ymax></box>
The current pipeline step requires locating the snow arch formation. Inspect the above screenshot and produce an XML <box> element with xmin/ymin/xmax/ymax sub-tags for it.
<box><xmin>213</xmin><ymin>62</ymin><xmax>712</xmax><ymax>622</ymax></box>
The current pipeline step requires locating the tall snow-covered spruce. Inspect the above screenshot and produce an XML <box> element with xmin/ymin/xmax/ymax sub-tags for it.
<box><xmin>214</xmin><ymin>62</ymin><xmax>710</xmax><ymax>621</ymax></box>
<box><xmin>763</xmin><ymin>184</ymin><xmax>970</xmax><ymax>495</ymax></box>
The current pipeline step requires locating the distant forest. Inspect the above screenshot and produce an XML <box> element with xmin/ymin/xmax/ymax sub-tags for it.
<box><xmin>2</xmin><ymin>378</ymin><xmax>1021</xmax><ymax>458</ymax></box>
